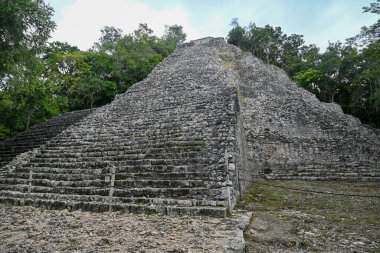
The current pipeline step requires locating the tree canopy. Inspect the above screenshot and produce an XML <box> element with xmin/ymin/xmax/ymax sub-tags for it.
<box><xmin>227</xmin><ymin>2</ymin><xmax>380</xmax><ymax>128</ymax></box>
<box><xmin>0</xmin><ymin>0</ymin><xmax>56</xmax><ymax>138</ymax></box>
<box><xmin>0</xmin><ymin>0</ymin><xmax>55</xmax><ymax>83</ymax></box>
<box><xmin>0</xmin><ymin>0</ymin><xmax>186</xmax><ymax>140</ymax></box>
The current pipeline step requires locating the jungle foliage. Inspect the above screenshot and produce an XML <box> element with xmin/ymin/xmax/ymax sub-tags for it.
<box><xmin>0</xmin><ymin>0</ymin><xmax>186</xmax><ymax>140</ymax></box>
<box><xmin>228</xmin><ymin>1</ymin><xmax>380</xmax><ymax>128</ymax></box>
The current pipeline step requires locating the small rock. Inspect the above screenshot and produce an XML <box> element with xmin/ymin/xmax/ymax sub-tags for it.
<box><xmin>150</xmin><ymin>230</ymin><xmax>160</xmax><ymax>236</ymax></box>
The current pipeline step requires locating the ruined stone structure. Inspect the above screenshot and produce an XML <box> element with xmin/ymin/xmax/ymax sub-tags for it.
<box><xmin>233</xmin><ymin>47</ymin><xmax>380</xmax><ymax>181</ymax></box>
<box><xmin>0</xmin><ymin>109</ymin><xmax>93</xmax><ymax>168</ymax></box>
<box><xmin>0</xmin><ymin>38</ymin><xmax>379</xmax><ymax>217</ymax></box>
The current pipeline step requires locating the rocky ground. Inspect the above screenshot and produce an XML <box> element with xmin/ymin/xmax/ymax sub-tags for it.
<box><xmin>0</xmin><ymin>204</ymin><xmax>250</xmax><ymax>253</ymax></box>
<box><xmin>1</xmin><ymin>179</ymin><xmax>379</xmax><ymax>253</ymax></box>
<box><xmin>242</xmin><ymin>179</ymin><xmax>380</xmax><ymax>253</ymax></box>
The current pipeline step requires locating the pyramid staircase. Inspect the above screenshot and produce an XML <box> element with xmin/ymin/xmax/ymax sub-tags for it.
<box><xmin>0</xmin><ymin>109</ymin><xmax>93</xmax><ymax>168</ymax></box>
<box><xmin>0</xmin><ymin>39</ymin><xmax>241</xmax><ymax>217</ymax></box>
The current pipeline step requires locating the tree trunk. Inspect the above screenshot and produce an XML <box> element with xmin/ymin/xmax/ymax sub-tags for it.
<box><xmin>26</xmin><ymin>109</ymin><xmax>35</xmax><ymax>130</ymax></box>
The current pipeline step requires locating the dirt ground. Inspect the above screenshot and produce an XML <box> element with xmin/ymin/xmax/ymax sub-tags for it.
<box><xmin>241</xmin><ymin>179</ymin><xmax>380</xmax><ymax>253</ymax></box>
<box><xmin>0</xmin><ymin>204</ymin><xmax>249</xmax><ymax>253</ymax></box>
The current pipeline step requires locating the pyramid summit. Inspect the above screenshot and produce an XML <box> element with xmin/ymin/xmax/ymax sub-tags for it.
<box><xmin>0</xmin><ymin>37</ymin><xmax>379</xmax><ymax>216</ymax></box>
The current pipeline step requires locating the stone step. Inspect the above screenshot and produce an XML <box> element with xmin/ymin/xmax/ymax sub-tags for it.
<box><xmin>0</xmin><ymin>184</ymin><xmax>224</xmax><ymax>199</ymax></box>
<box><xmin>13</xmin><ymin>163</ymin><xmax>221</xmax><ymax>174</ymax></box>
<box><xmin>34</xmin><ymin>151</ymin><xmax>206</xmax><ymax>160</ymax></box>
<box><xmin>30</xmin><ymin>153</ymin><xmax>207</xmax><ymax>163</ymax></box>
<box><xmin>39</xmin><ymin>146</ymin><xmax>206</xmax><ymax>155</ymax></box>
<box><xmin>46</xmin><ymin>131</ymin><xmax>206</xmax><ymax>139</ymax></box>
<box><xmin>14</xmin><ymin>167</ymin><xmax>103</xmax><ymax>175</ymax></box>
<box><xmin>43</xmin><ymin>138</ymin><xmax>205</xmax><ymax>146</ymax></box>
<box><xmin>18</xmin><ymin>161</ymin><xmax>221</xmax><ymax>171</ymax></box>
<box><xmin>48</xmin><ymin>134</ymin><xmax>206</xmax><ymax>141</ymax></box>
<box><xmin>0</xmin><ymin>177</ymin><xmax>206</xmax><ymax>188</ymax></box>
<box><xmin>0</xmin><ymin>143</ymin><xmax>46</xmax><ymax>150</ymax></box>
<box><xmin>0</xmin><ymin>196</ymin><xmax>227</xmax><ymax>217</ymax></box>
<box><xmin>5</xmin><ymin>171</ymin><xmax>220</xmax><ymax>181</ymax></box>
<box><xmin>0</xmin><ymin>109</ymin><xmax>94</xmax><ymax>168</ymax></box>
<box><xmin>44</xmin><ymin>142</ymin><xmax>208</xmax><ymax>151</ymax></box>
<box><xmin>0</xmin><ymin>190</ymin><xmax>226</xmax><ymax>207</ymax></box>
<box><xmin>5</xmin><ymin>172</ymin><xmax>102</xmax><ymax>181</ymax></box>
<box><xmin>22</xmin><ymin>159</ymin><xmax>217</xmax><ymax>169</ymax></box>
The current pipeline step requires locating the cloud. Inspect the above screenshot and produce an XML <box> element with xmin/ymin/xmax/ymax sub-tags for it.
<box><xmin>50</xmin><ymin>0</ymin><xmax>202</xmax><ymax>50</ymax></box>
<box><xmin>49</xmin><ymin>0</ymin><xmax>379</xmax><ymax>51</ymax></box>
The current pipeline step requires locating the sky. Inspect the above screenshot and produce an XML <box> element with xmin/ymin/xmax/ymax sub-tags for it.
<box><xmin>45</xmin><ymin>0</ymin><xmax>378</xmax><ymax>51</ymax></box>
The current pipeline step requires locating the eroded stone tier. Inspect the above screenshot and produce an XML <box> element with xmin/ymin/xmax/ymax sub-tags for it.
<box><xmin>232</xmin><ymin>49</ymin><xmax>380</xmax><ymax>181</ymax></box>
<box><xmin>0</xmin><ymin>109</ymin><xmax>93</xmax><ymax>168</ymax></box>
<box><xmin>0</xmin><ymin>38</ymin><xmax>379</xmax><ymax>217</ymax></box>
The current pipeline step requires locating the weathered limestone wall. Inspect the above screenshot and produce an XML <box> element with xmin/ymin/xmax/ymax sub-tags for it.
<box><xmin>188</xmin><ymin>38</ymin><xmax>379</xmax><ymax>182</ymax></box>
<box><xmin>228</xmin><ymin>43</ymin><xmax>380</xmax><ymax>181</ymax></box>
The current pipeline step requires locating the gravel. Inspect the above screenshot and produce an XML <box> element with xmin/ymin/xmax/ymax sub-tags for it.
<box><xmin>0</xmin><ymin>204</ymin><xmax>250</xmax><ymax>253</ymax></box>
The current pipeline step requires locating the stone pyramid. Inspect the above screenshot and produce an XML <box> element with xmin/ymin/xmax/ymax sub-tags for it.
<box><xmin>0</xmin><ymin>38</ymin><xmax>379</xmax><ymax>217</ymax></box>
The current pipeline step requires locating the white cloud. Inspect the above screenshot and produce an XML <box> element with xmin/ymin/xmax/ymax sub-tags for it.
<box><xmin>49</xmin><ymin>0</ymin><xmax>379</xmax><ymax>52</ymax></box>
<box><xmin>50</xmin><ymin>0</ymin><xmax>202</xmax><ymax>50</ymax></box>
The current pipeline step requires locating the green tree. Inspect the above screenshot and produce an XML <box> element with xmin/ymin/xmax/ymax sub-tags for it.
<box><xmin>92</xmin><ymin>26</ymin><xmax>122</xmax><ymax>53</ymax></box>
<box><xmin>245</xmin><ymin>23</ymin><xmax>285</xmax><ymax>65</ymax></box>
<box><xmin>346</xmin><ymin>1</ymin><xmax>380</xmax><ymax>127</ymax></box>
<box><xmin>43</xmin><ymin>46</ymin><xmax>116</xmax><ymax>110</ymax></box>
<box><xmin>354</xmin><ymin>40</ymin><xmax>380</xmax><ymax>126</ymax></box>
<box><xmin>317</xmin><ymin>42</ymin><xmax>343</xmax><ymax>102</ymax></box>
<box><xmin>227</xmin><ymin>18</ymin><xmax>247</xmax><ymax>49</ymax></box>
<box><xmin>294</xmin><ymin>68</ymin><xmax>323</xmax><ymax>95</ymax></box>
<box><xmin>227</xmin><ymin>20</ymin><xmax>304</xmax><ymax>68</ymax></box>
<box><xmin>0</xmin><ymin>0</ymin><xmax>55</xmax><ymax>83</ymax></box>
<box><xmin>0</xmin><ymin>0</ymin><xmax>56</xmax><ymax>140</ymax></box>
<box><xmin>163</xmin><ymin>24</ymin><xmax>187</xmax><ymax>51</ymax></box>
<box><xmin>43</xmin><ymin>23</ymin><xmax>183</xmax><ymax>109</ymax></box>
<box><xmin>68</xmin><ymin>77</ymin><xmax>116</xmax><ymax>109</ymax></box>
<box><xmin>347</xmin><ymin>0</ymin><xmax>379</xmax><ymax>47</ymax></box>
<box><xmin>1</xmin><ymin>20</ymin><xmax>187</xmax><ymax>140</ymax></box>
<box><xmin>281</xmin><ymin>34</ymin><xmax>305</xmax><ymax>76</ymax></box>
<box><xmin>91</xmin><ymin>24</ymin><xmax>181</xmax><ymax>93</ymax></box>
